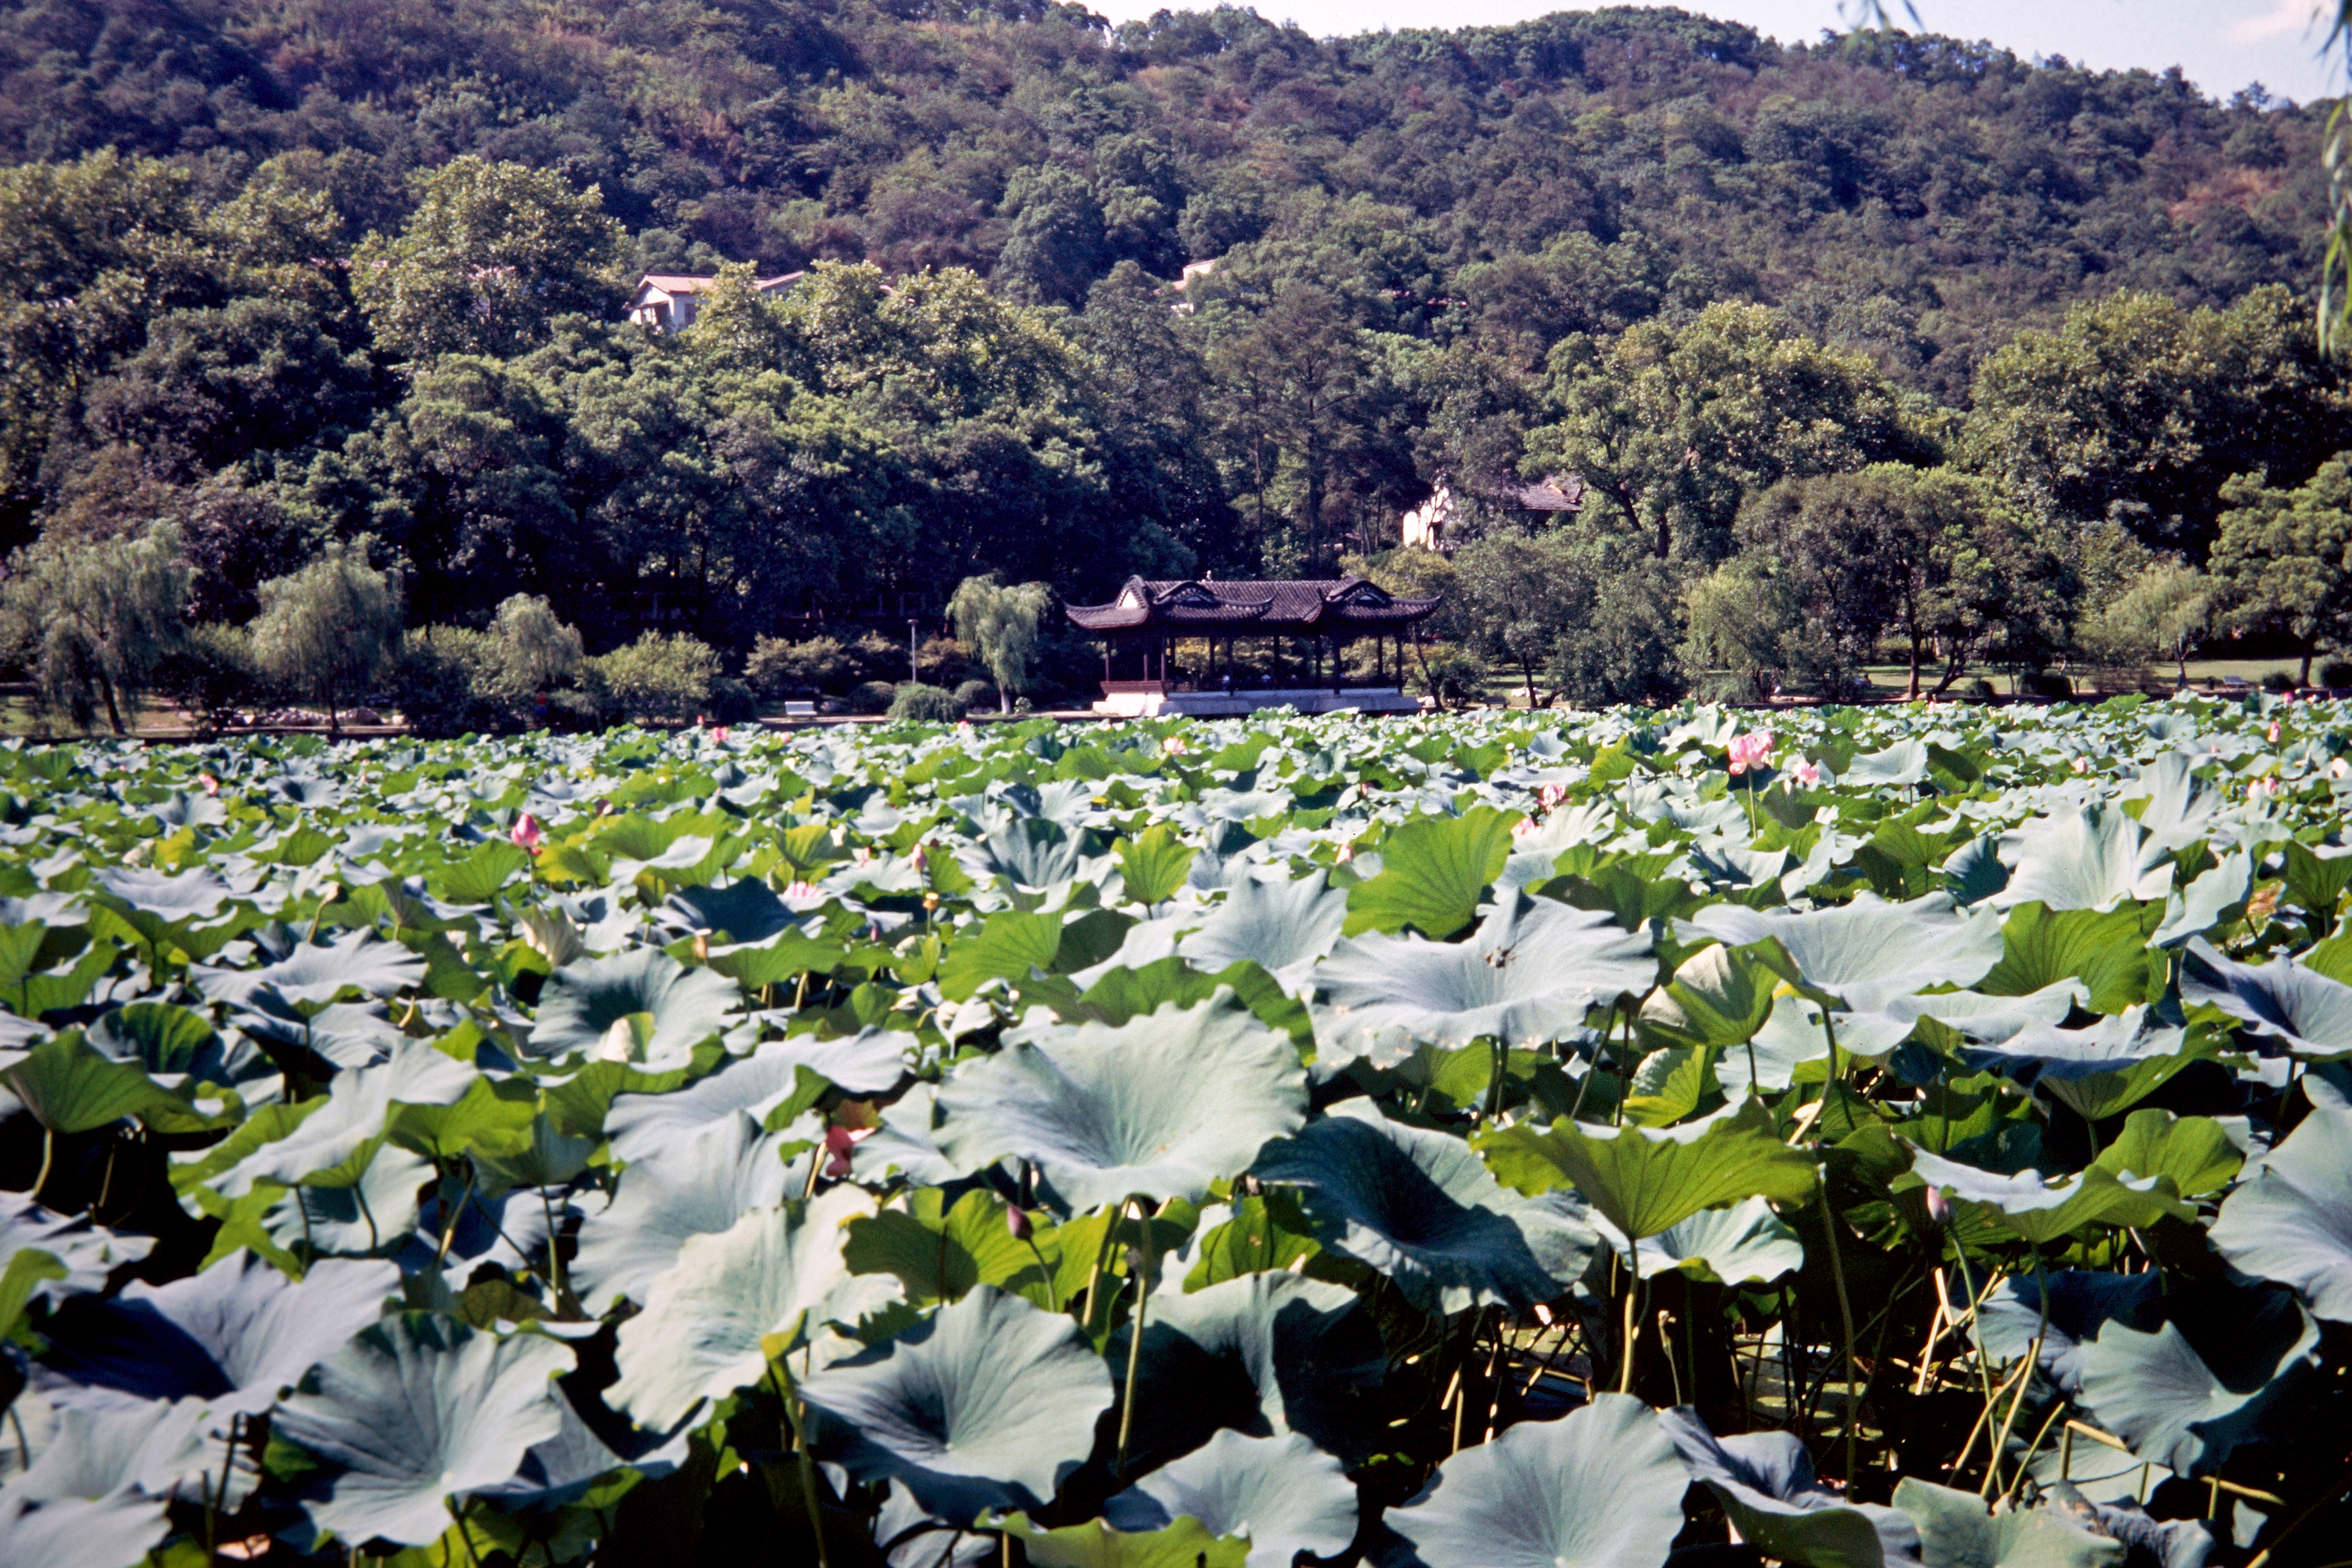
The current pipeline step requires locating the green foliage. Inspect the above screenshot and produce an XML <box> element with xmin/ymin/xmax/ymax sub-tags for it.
<box><xmin>947</xmin><ymin>574</ymin><xmax>1054</xmax><ymax>712</ymax></box>
<box><xmin>587</xmin><ymin>632</ymin><xmax>720</xmax><ymax>722</ymax></box>
<box><xmin>0</xmin><ymin>521</ymin><xmax>187</xmax><ymax>733</ymax></box>
<box><xmin>2211</xmin><ymin>453</ymin><xmax>2352</xmax><ymax>681</ymax></box>
<box><xmin>249</xmin><ymin>538</ymin><xmax>402</xmax><ymax>727</ymax></box>
<box><xmin>887</xmin><ymin>681</ymin><xmax>966</xmax><ymax>723</ymax></box>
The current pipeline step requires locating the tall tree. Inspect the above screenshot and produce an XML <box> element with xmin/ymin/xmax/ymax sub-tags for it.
<box><xmin>0</xmin><ymin>522</ymin><xmax>187</xmax><ymax>734</ymax></box>
<box><xmin>249</xmin><ymin>539</ymin><xmax>402</xmax><ymax>731</ymax></box>
<box><xmin>352</xmin><ymin>157</ymin><xmax>623</xmax><ymax>364</ymax></box>
<box><xmin>947</xmin><ymin>574</ymin><xmax>1053</xmax><ymax>711</ymax></box>
<box><xmin>1528</xmin><ymin>303</ymin><xmax>1922</xmax><ymax>564</ymax></box>
<box><xmin>2209</xmin><ymin>456</ymin><xmax>2352</xmax><ymax>685</ymax></box>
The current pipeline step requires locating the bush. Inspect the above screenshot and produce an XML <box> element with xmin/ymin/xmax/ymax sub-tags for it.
<box><xmin>2022</xmin><ymin>671</ymin><xmax>2072</xmax><ymax>698</ymax></box>
<box><xmin>390</xmin><ymin>627</ymin><xmax>506</xmax><ymax>738</ymax></box>
<box><xmin>1958</xmin><ymin>677</ymin><xmax>1998</xmax><ymax>699</ymax></box>
<box><xmin>2262</xmin><ymin>669</ymin><xmax>2296</xmax><ymax>693</ymax></box>
<box><xmin>888</xmin><ymin>682</ymin><xmax>967</xmax><ymax>722</ymax></box>
<box><xmin>2320</xmin><ymin>658</ymin><xmax>2352</xmax><ymax>689</ymax></box>
<box><xmin>746</xmin><ymin>634</ymin><xmax>846</xmax><ymax>696</ymax></box>
<box><xmin>1417</xmin><ymin>645</ymin><xmax>1485</xmax><ymax>709</ymax></box>
<box><xmin>954</xmin><ymin>677</ymin><xmax>996</xmax><ymax>712</ymax></box>
<box><xmin>152</xmin><ymin>623</ymin><xmax>261</xmax><ymax>734</ymax></box>
<box><xmin>848</xmin><ymin>679</ymin><xmax>897</xmax><ymax>714</ymax></box>
<box><xmin>845</xmin><ymin>632</ymin><xmax>907</xmax><ymax>686</ymax></box>
<box><xmin>589</xmin><ymin>632</ymin><xmax>720</xmax><ymax>722</ymax></box>
<box><xmin>707</xmin><ymin>677</ymin><xmax>759</xmax><ymax>724</ymax></box>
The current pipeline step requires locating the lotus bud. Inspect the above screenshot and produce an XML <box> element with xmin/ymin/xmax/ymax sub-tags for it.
<box><xmin>1008</xmin><ymin>1206</ymin><xmax>1033</xmax><ymax>1241</ymax></box>
<box><xmin>1337</xmin><ymin>842</ymin><xmax>1356</xmax><ymax>864</ymax></box>
<box><xmin>922</xmin><ymin>891</ymin><xmax>941</xmax><ymax>911</ymax></box>
<box><xmin>692</xmin><ymin>933</ymin><xmax>710</xmax><ymax>963</ymax></box>
<box><xmin>823</xmin><ymin>1124</ymin><xmax>873</xmax><ymax>1179</ymax></box>
<box><xmin>197</xmin><ymin>772</ymin><xmax>220</xmax><ymax>796</ymax></box>
<box><xmin>1925</xmin><ymin>1185</ymin><xmax>1951</xmax><ymax>1224</ymax></box>
<box><xmin>2073</xmin><ymin>756</ymin><xmax>2089</xmax><ymax>773</ymax></box>
<box><xmin>2269</xmin><ymin>722</ymin><xmax>2282</xmax><ymax>744</ymax></box>
<box><xmin>2333</xmin><ymin>757</ymin><xmax>2349</xmax><ymax>780</ymax></box>
<box><xmin>511</xmin><ymin>812</ymin><xmax>543</xmax><ymax>854</ymax></box>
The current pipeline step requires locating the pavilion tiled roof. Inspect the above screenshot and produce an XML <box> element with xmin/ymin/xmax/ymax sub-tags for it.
<box><xmin>1065</xmin><ymin>576</ymin><xmax>1442</xmax><ymax>635</ymax></box>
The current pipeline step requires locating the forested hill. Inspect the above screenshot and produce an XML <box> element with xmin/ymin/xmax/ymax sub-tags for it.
<box><xmin>1</xmin><ymin>0</ymin><xmax>2326</xmax><ymax>402</ymax></box>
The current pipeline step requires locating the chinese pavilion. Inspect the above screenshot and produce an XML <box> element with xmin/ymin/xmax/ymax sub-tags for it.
<box><xmin>1063</xmin><ymin>575</ymin><xmax>1443</xmax><ymax>716</ymax></box>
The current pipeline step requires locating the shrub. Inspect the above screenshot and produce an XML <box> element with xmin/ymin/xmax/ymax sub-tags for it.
<box><xmin>1958</xmin><ymin>677</ymin><xmax>1998</xmax><ymax>699</ymax></box>
<box><xmin>481</xmin><ymin>594</ymin><xmax>585</xmax><ymax>699</ymax></box>
<box><xmin>888</xmin><ymin>682</ymin><xmax>967</xmax><ymax>722</ymax></box>
<box><xmin>844</xmin><ymin>633</ymin><xmax>907</xmax><ymax>686</ymax></box>
<box><xmin>746</xmin><ymin>634</ymin><xmax>846</xmax><ymax>696</ymax></box>
<box><xmin>706</xmin><ymin>677</ymin><xmax>759</xmax><ymax>724</ymax></box>
<box><xmin>1416</xmin><ymin>645</ymin><xmax>1485</xmax><ymax>709</ymax></box>
<box><xmin>2262</xmin><ymin>669</ymin><xmax>2296</xmax><ymax>692</ymax></box>
<box><xmin>848</xmin><ymin>679</ymin><xmax>897</xmax><ymax>714</ymax></box>
<box><xmin>953</xmin><ymin>677</ymin><xmax>996</xmax><ymax>712</ymax></box>
<box><xmin>390</xmin><ymin>627</ymin><xmax>506</xmax><ymax>738</ymax></box>
<box><xmin>589</xmin><ymin>632</ymin><xmax>719</xmax><ymax>721</ymax></box>
<box><xmin>2321</xmin><ymin>658</ymin><xmax>2352</xmax><ymax>689</ymax></box>
<box><xmin>2022</xmin><ymin>671</ymin><xmax>2073</xmax><ymax>698</ymax></box>
<box><xmin>152</xmin><ymin>623</ymin><xmax>261</xmax><ymax>735</ymax></box>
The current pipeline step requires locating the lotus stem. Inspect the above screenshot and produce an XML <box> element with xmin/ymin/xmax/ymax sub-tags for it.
<box><xmin>1484</xmin><ymin>1037</ymin><xmax>1507</xmax><ymax>1123</ymax></box>
<box><xmin>1617</xmin><ymin>1263</ymin><xmax>1645</xmax><ymax>1395</ymax></box>
<box><xmin>1114</xmin><ymin>1197</ymin><xmax>1155</xmax><ymax>1479</ymax></box>
<box><xmin>1818</xmin><ymin>1187</ymin><xmax>1861</xmax><ymax>1486</ymax></box>
<box><xmin>769</xmin><ymin>1359</ymin><xmax>832</xmax><ymax>1568</ymax></box>
<box><xmin>433</xmin><ymin>1170</ymin><xmax>475</xmax><ymax>1271</ymax></box>
<box><xmin>2000</xmin><ymin>1397</ymin><xmax>2069</xmax><ymax>1508</ymax></box>
<box><xmin>1981</xmin><ymin>1246</ymin><xmax>2050</xmax><ymax>1498</ymax></box>
<box><xmin>32</xmin><ymin>1128</ymin><xmax>52</xmax><ymax>1204</ymax></box>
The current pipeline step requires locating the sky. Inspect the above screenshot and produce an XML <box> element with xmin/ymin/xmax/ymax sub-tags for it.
<box><xmin>1082</xmin><ymin>0</ymin><xmax>2343</xmax><ymax>103</ymax></box>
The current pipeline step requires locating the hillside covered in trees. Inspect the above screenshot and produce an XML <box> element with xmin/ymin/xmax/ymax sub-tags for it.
<box><xmin>3</xmin><ymin>0</ymin><xmax>2348</xmax><ymax>721</ymax></box>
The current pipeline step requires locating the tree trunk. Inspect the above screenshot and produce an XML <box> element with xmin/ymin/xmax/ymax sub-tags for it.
<box><xmin>2301</xmin><ymin>644</ymin><xmax>2315</xmax><ymax>687</ymax></box>
<box><xmin>98</xmin><ymin>671</ymin><xmax>124</xmax><ymax>736</ymax></box>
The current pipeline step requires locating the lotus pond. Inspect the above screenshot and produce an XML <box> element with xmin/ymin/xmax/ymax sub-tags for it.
<box><xmin>4</xmin><ymin>697</ymin><xmax>2352</xmax><ymax>1568</ymax></box>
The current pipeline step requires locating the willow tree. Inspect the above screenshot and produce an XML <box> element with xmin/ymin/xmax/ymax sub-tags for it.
<box><xmin>947</xmin><ymin>574</ymin><xmax>1054</xmax><ymax>712</ymax></box>
<box><xmin>0</xmin><ymin>522</ymin><xmax>187</xmax><ymax>734</ymax></box>
<box><xmin>250</xmin><ymin>539</ymin><xmax>402</xmax><ymax>731</ymax></box>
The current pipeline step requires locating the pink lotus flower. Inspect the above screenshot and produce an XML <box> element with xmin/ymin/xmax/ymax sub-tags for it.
<box><xmin>510</xmin><ymin>813</ymin><xmax>543</xmax><ymax>853</ymax></box>
<box><xmin>1336</xmin><ymin>842</ymin><xmax>1356</xmax><ymax>864</ymax></box>
<box><xmin>2269</xmin><ymin>722</ymin><xmax>2282</xmax><ymax>744</ymax></box>
<box><xmin>1925</xmin><ymin>1185</ymin><xmax>1951</xmax><ymax>1224</ymax></box>
<box><xmin>1790</xmin><ymin>758</ymin><xmax>1822</xmax><ymax>787</ymax></box>
<box><xmin>957</xmin><ymin>720</ymin><xmax>975</xmax><ymax>732</ymax></box>
<box><xmin>2073</xmin><ymin>756</ymin><xmax>2090</xmax><ymax>773</ymax></box>
<box><xmin>1512</xmin><ymin>816</ymin><xmax>1540</xmax><ymax>838</ymax></box>
<box><xmin>1537</xmin><ymin>781</ymin><xmax>1567</xmax><ymax>812</ymax></box>
<box><xmin>824</xmin><ymin>1124</ymin><xmax>873</xmax><ymax>1178</ymax></box>
<box><xmin>712</xmin><ymin>726</ymin><xmax>729</xmax><ymax>744</ymax></box>
<box><xmin>1727</xmin><ymin>731</ymin><xmax>1774</xmax><ymax>776</ymax></box>
<box><xmin>196</xmin><ymin>772</ymin><xmax>219</xmax><ymax>796</ymax></box>
<box><xmin>1164</xmin><ymin>738</ymin><xmax>1188</xmax><ymax>756</ymax></box>
<box><xmin>785</xmin><ymin>880</ymin><xmax>819</xmax><ymax>899</ymax></box>
<box><xmin>2334</xmin><ymin>757</ymin><xmax>2350</xmax><ymax>781</ymax></box>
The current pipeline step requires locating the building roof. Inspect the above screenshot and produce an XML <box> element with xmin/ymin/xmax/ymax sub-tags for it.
<box><xmin>1066</xmin><ymin>576</ymin><xmax>1442</xmax><ymax>635</ymax></box>
<box><xmin>630</xmin><ymin>271</ymin><xmax>805</xmax><ymax>298</ymax></box>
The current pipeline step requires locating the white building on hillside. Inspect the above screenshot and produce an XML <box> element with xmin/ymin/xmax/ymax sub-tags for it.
<box><xmin>627</xmin><ymin>271</ymin><xmax>804</xmax><ymax>332</ymax></box>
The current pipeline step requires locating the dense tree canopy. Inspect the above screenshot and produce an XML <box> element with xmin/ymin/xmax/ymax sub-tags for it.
<box><xmin>1</xmin><ymin>0</ymin><xmax>2349</xmax><ymax>712</ymax></box>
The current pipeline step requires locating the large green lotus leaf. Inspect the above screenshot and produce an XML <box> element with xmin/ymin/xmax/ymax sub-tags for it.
<box><xmin>0</xmin><ymin>1488</ymin><xmax>169</xmax><ymax>1568</ymax></box>
<box><xmin>934</xmin><ymin>990</ymin><xmax>1305</xmax><ymax>1210</ymax></box>
<box><xmin>205</xmin><ymin>1040</ymin><xmax>474</xmax><ymax>1197</ymax></box>
<box><xmin>2122</xmin><ymin>751</ymin><xmax>2221</xmax><ymax>853</ymax></box>
<box><xmin>9</xmin><ymin>1396</ymin><xmax>228</xmax><ymax>1504</ymax></box>
<box><xmin>1660</xmin><ymin>1407</ymin><xmax>1920</xmax><ymax>1568</ymax></box>
<box><xmin>530</xmin><ymin>947</ymin><xmax>740</xmax><ymax>1070</ymax></box>
<box><xmin>609</xmin><ymin>1185</ymin><xmax>897</xmax><ymax>1429</ymax></box>
<box><xmin>2210</xmin><ymin>1086</ymin><xmax>2352</xmax><ymax>1320</ymax></box>
<box><xmin>1383</xmin><ymin>1393</ymin><xmax>1686</xmax><ymax>1568</ymax></box>
<box><xmin>0</xmin><ymin>1191</ymin><xmax>153</xmax><ymax>1302</ymax></box>
<box><xmin>1689</xmin><ymin>893</ymin><xmax>2001</xmax><ymax>1012</ymax></box>
<box><xmin>801</xmin><ymin>1285</ymin><xmax>1115</xmax><ymax>1522</ymax></box>
<box><xmin>2150</xmin><ymin>850</ymin><xmax>2249</xmax><ymax>948</ymax></box>
<box><xmin>1113</xmin><ymin>1272</ymin><xmax>1384</xmax><ymax>1470</ymax></box>
<box><xmin>936</xmin><ymin>909</ymin><xmax>1065</xmax><ymax>1001</ymax></box>
<box><xmin>1641</xmin><ymin>941</ymin><xmax>1779</xmax><ymax>1053</ymax></box>
<box><xmin>273</xmin><ymin>1312</ymin><xmax>571</xmax><ymax>1547</ymax></box>
<box><xmin>1175</xmin><ymin>872</ymin><xmax>1348</xmax><ymax>990</ymax></box>
<box><xmin>193</xmin><ymin>929</ymin><xmax>426</xmax><ymax>1008</ymax></box>
<box><xmin>262</xmin><ymin>1144</ymin><xmax>433</xmax><ymax>1255</ymax></box>
<box><xmin>2180</xmin><ymin>938</ymin><xmax>2352</xmax><ymax>1057</ymax></box>
<box><xmin>1314</xmin><ymin>892</ymin><xmax>1655</xmax><ymax>1066</ymax></box>
<box><xmin>1889</xmin><ymin>1479</ymin><xmax>2122</xmax><ymax>1568</ymax></box>
<box><xmin>1604</xmin><ymin>1195</ymin><xmax>1804</xmax><ymax>1285</ymax></box>
<box><xmin>1979</xmin><ymin>903</ymin><xmax>2159</xmax><ymax>1014</ymax></box>
<box><xmin>1976</xmin><ymin>1271</ymin><xmax>2165</xmax><ymax>1394</ymax></box>
<box><xmin>1994</xmin><ymin>805</ymin><xmax>2173</xmax><ymax>912</ymax></box>
<box><xmin>0</xmin><ymin>1248</ymin><xmax>64</xmax><ymax>1342</ymax></box>
<box><xmin>1478</xmin><ymin>1096</ymin><xmax>1816</xmax><ymax>1245</ymax></box>
<box><xmin>663</xmin><ymin>879</ymin><xmax>793</xmax><ymax>942</ymax></box>
<box><xmin>2091</xmin><ymin>1110</ymin><xmax>2240</xmax><ymax>1198</ymax></box>
<box><xmin>0</xmin><ymin>1030</ymin><xmax>187</xmax><ymax>1134</ymax></box>
<box><xmin>1902</xmin><ymin>1149</ymin><xmax>2192</xmax><ymax>1245</ymax></box>
<box><xmin>86</xmin><ymin>1001</ymin><xmax>272</xmax><ymax>1093</ymax></box>
<box><xmin>1114</xmin><ymin>824</ymin><xmax>1201</xmax><ymax>911</ymax></box>
<box><xmin>989</xmin><ymin>1513</ymin><xmax>1246</xmax><ymax>1568</ymax></box>
<box><xmin>1102</xmin><ymin>1430</ymin><xmax>1358</xmax><ymax>1568</ymax></box>
<box><xmin>1956</xmin><ymin>1008</ymin><xmax>2202</xmax><ymax>1121</ymax></box>
<box><xmin>2073</xmin><ymin>1284</ymin><xmax>2319</xmax><ymax>1477</ymax></box>
<box><xmin>92</xmin><ymin>865</ymin><xmax>232</xmax><ymax>921</ymax></box>
<box><xmin>603</xmin><ymin>1031</ymin><xmax>911</xmax><ymax>1162</ymax></box>
<box><xmin>1253</xmin><ymin>1098</ymin><xmax>1596</xmax><ymax>1314</ymax></box>
<box><xmin>31</xmin><ymin>1251</ymin><xmax>398</xmax><ymax>1414</ymax></box>
<box><xmin>1342</xmin><ymin>805</ymin><xmax>1517</xmax><ymax>939</ymax></box>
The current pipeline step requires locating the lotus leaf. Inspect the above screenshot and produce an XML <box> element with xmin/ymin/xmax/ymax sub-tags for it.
<box><xmin>1255</xmin><ymin>1098</ymin><xmax>1597</xmax><ymax>1312</ymax></box>
<box><xmin>1660</xmin><ymin>1407</ymin><xmax>1920</xmax><ymax>1568</ymax></box>
<box><xmin>0</xmin><ymin>1191</ymin><xmax>153</xmax><ymax>1302</ymax></box>
<box><xmin>934</xmin><ymin>990</ymin><xmax>1305</xmax><ymax>1210</ymax></box>
<box><xmin>1174</xmin><ymin>872</ymin><xmax>1348</xmax><ymax>989</ymax></box>
<box><xmin>800</xmin><ymin>1285</ymin><xmax>1114</xmax><ymax>1522</ymax></box>
<box><xmin>530</xmin><ymin>947</ymin><xmax>740</xmax><ymax>1069</ymax></box>
<box><xmin>2210</xmin><ymin>1086</ymin><xmax>2352</xmax><ymax>1320</ymax></box>
<box><xmin>609</xmin><ymin>1185</ymin><xmax>899</xmax><ymax>1430</ymax></box>
<box><xmin>603</xmin><ymin>1030</ymin><xmax>911</xmax><ymax>1162</ymax></box>
<box><xmin>1383</xmin><ymin>1393</ymin><xmax>1687</xmax><ymax>1568</ymax></box>
<box><xmin>1887</xmin><ymin>1479</ymin><xmax>2122</xmax><ymax>1568</ymax></box>
<box><xmin>1687</xmin><ymin>894</ymin><xmax>2002</xmax><ymax>1011</ymax></box>
<box><xmin>2073</xmin><ymin>1284</ymin><xmax>2319</xmax><ymax>1477</ymax></box>
<box><xmin>2180</xmin><ymin>939</ymin><xmax>2352</xmax><ymax>1057</ymax></box>
<box><xmin>1101</xmin><ymin>1430</ymin><xmax>1357</xmax><ymax>1568</ymax></box>
<box><xmin>273</xmin><ymin>1313</ymin><xmax>572</xmax><ymax>1547</ymax></box>
<box><xmin>1314</xmin><ymin>891</ymin><xmax>1656</xmax><ymax>1065</ymax></box>
<box><xmin>1479</xmin><ymin>1097</ymin><xmax>1816</xmax><ymax>1246</ymax></box>
<box><xmin>1601</xmin><ymin>1195</ymin><xmax>1805</xmax><ymax>1284</ymax></box>
<box><xmin>32</xmin><ymin>1251</ymin><xmax>397</xmax><ymax>1413</ymax></box>
<box><xmin>1995</xmin><ymin>805</ymin><xmax>2173</xmax><ymax>912</ymax></box>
